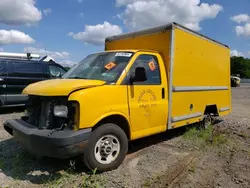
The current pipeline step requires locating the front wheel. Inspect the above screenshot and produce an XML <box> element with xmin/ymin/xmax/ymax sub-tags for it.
<box><xmin>83</xmin><ymin>123</ymin><xmax>128</xmax><ymax>172</ymax></box>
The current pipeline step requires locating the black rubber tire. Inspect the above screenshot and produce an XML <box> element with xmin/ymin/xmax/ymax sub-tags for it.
<box><xmin>83</xmin><ymin>123</ymin><xmax>128</xmax><ymax>172</ymax></box>
<box><xmin>198</xmin><ymin>115</ymin><xmax>212</xmax><ymax>130</ymax></box>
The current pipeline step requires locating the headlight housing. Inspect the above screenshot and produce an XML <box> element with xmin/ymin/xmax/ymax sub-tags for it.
<box><xmin>53</xmin><ymin>105</ymin><xmax>68</xmax><ymax>118</ymax></box>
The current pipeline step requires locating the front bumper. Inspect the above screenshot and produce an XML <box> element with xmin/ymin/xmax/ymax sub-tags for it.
<box><xmin>4</xmin><ymin>119</ymin><xmax>92</xmax><ymax>158</ymax></box>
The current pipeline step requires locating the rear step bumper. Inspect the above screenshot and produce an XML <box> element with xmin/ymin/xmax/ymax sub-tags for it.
<box><xmin>4</xmin><ymin>119</ymin><xmax>92</xmax><ymax>158</ymax></box>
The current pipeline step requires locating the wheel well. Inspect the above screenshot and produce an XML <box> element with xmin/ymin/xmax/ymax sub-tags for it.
<box><xmin>94</xmin><ymin>115</ymin><xmax>131</xmax><ymax>140</ymax></box>
<box><xmin>204</xmin><ymin>105</ymin><xmax>219</xmax><ymax>116</ymax></box>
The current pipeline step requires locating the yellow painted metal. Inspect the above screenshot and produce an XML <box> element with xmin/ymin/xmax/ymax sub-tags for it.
<box><xmin>22</xmin><ymin>79</ymin><xmax>106</xmax><ymax>96</ymax></box>
<box><xmin>68</xmin><ymin>85</ymin><xmax>130</xmax><ymax>129</ymax></box>
<box><xmin>122</xmin><ymin>51</ymin><xmax>168</xmax><ymax>140</ymax></box>
<box><xmin>170</xmin><ymin>27</ymin><xmax>231</xmax><ymax>128</ymax></box>
<box><xmin>105</xmin><ymin>30</ymin><xmax>172</xmax><ymax>81</ymax></box>
<box><xmin>68</xmin><ymin>51</ymin><xmax>168</xmax><ymax>140</ymax></box>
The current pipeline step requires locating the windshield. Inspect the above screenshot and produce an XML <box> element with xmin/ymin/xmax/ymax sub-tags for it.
<box><xmin>63</xmin><ymin>52</ymin><xmax>134</xmax><ymax>83</ymax></box>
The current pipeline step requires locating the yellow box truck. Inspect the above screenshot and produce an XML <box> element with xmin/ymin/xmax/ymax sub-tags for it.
<box><xmin>4</xmin><ymin>22</ymin><xmax>231</xmax><ymax>172</ymax></box>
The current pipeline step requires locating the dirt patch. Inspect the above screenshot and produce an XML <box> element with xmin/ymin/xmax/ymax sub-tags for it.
<box><xmin>0</xmin><ymin>87</ymin><xmax>250</xmax><ymax>188</ymax></box>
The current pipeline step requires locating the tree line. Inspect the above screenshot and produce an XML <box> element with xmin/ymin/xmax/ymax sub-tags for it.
<box><xmin>231</xmin><ymin>56</ymin><xmax>250</xmax><ymax>78</ymax></box>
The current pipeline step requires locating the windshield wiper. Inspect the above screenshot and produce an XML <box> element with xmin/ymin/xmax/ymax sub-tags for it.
<box><xmin>67</xmin><ymin>76</ymin><xmax>87</xmax><ymax>79</ymax></box>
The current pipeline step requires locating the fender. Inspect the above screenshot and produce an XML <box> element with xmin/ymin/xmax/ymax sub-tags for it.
<box><xmin>90</xmin><ymin>111</ymin><xmax>130</xmax><ymax>128</ymax></box>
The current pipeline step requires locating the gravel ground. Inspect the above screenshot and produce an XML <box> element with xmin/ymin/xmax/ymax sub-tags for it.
<box><xmin>0</xmin><ymin>86</ymin><xmax>250</xmax><ymax>188</ymax></box>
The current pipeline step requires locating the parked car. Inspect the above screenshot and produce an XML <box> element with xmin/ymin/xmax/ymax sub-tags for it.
<box><xmin>231</xmin><ymin>75</ymin><xmax>241</xmax><ymax>87</ymax></box>
<box><xmin>0</xmin><ymin>52</ymin><xmax>67</xmax><ymax>107</ymax></box>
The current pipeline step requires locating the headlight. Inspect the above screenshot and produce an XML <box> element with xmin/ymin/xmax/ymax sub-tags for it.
<box><xmin>54</xmin><ymin>105</ymin><xmax>68</xmax><ymax>118</ymax></box>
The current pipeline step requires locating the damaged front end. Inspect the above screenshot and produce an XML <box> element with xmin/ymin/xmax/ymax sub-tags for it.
<box><xmin>4</xmin><ymin>95</ymin><xmax>91</xmax><ymax>158</ymax></box>
<box><xmin>23</xmin><ymin>96</ymin><xmax>76</xmax><ymax>130</ymax></box>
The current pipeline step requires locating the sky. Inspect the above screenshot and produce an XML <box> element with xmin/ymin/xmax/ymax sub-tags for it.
<box><xmin>0</xmin><ymin>0</ymin><xmax>250</xmax><ymax>67</ymax></box>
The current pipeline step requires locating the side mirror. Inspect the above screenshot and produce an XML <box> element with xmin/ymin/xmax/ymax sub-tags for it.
<box><xmin>130</xmin><ymin>67</ymin><xmax>147</xmax><ymax>83</ymax></box>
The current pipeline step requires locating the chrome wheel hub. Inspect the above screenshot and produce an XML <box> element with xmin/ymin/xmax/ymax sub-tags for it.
<box><xmin>94</xmin><ymin>135</ymin><xmax>120</xmax><ymax>164</ymax></box>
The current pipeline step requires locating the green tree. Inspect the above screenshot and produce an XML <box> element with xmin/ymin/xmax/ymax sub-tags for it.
<box><xmin>231</xmin><ymin>56</ymin><xmax>250</xmax><ymax>78</ymax></box>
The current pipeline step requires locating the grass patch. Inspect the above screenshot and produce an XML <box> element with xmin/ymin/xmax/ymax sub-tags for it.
<box><xmin>183</xmin><ymin>124</ymin><xmax>228</xmax><ymax>148</ymax></box>
<box><xmin>212</xmin><ymin>134</ymin><xmax>228</xmax><ymax>146</ymax></box>
<box><xmin>47</xmin><ymin>171</ymin><xmax>76</xmax><ymax>188</ymax></box>
<box><xmin>142</xmin><ymin>173</ymin><xmax>161</xmax><ymax>187</ymax></box>
<box><xmin>183</xmin><ymin>125</ymin><xmax>213</xmax><ymax>147</ymax></box>
<box><xmin>46</xmin><ymin>168</ymin><xmax>105</xmax><ymax>188</ymax></box>
<box><xmin>79</xmin><ymin>168</ymin><xmax>105</xmax><ymax>188</ymax></box>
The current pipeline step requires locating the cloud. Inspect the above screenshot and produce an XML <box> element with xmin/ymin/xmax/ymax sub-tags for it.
<box><xmin>235</xmin><ymin>23</ymin><xmax>250</xmax><ymax>37</ymax></box>
<box><xmin>77</xmin><ymin>0</ymin><xmax>83</xmax><ymax>3</ymax></box>
<box><xmin>59</xmin><ymin>60</ymin><xmax>77</xmax><ymax>67</ymax></box>
<box><xmin>0</xmin><ymin>30</ymin><xmax>35</xmax><ymax>44</ymax></box>
<box><xmin>231</xmin><ymin>14</ymin><xmax>250</xmax><ymax>37</ymax></box>
<box><xmin>230</xmin><ymin>50</ymin><xmax>244</xmax><ymax>57</ymax></box>
<box><xmin>0</xmin><ymin>0</ymin><xmax>42</xmax><ymax>25</ymax></box>
<box><xmin>117</xmin><ymin>0</ymin><xmax>223</xmax><ymax>31</ymax></box>
<box><xmin>69</xmin><ymin>21</ymin><xmax>122</xmax><ymax>45</ymax></box>
<box><xmin>24</xmin><ymin>47</ymin><xmax>76</xmax><ymax>67</ymax></box>
<box><xmin>0</xmin><ymin>48</ymin><xmax>3</xmax><ymax>52</ymax></box>
<box><xmin>116</xmin><ymin>0</ymin><xmax>137</xmax><ymax>6</ymax></box>
<box><xmin>43</xmin><ymin>8</ymin><xmax>52</xmax><ymax>16</ymax></box>
<box><xmin>230</xmin><ymin>14</ymin><xmax>250</xmax><ymax>24</ymax></box>
<box><xmin>24</xmin><ymin>47</ymin><xmax>69</xmax><ymax>59</ymax></box>
<box><xmin>68</xmin><ymin>32</ymin><xmax>74</xmax><ymax>37</ymax></box>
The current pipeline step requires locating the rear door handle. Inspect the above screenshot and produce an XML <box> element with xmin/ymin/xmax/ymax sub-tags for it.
<box><xmin>162</xmin><ymin>88</ymin><xmax>165</xmax><ymax>99</ymax></box>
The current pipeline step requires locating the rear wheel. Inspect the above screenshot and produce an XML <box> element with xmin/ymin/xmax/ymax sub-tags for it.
<box><xmin>83</xmin><ymin>123</ymin><xmax>128</xmax><ymax>172</ymax></box>
<box><xmin>198</xmin><ymin>115</ymin><xmax>212</xmax><ymax>130</ymax></box>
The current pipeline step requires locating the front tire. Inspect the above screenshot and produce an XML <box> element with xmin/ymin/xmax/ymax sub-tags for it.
<box><xmin>83</xmin><ymin>123</ymin><xmax>128</xmax><ymax>172</ymax></box>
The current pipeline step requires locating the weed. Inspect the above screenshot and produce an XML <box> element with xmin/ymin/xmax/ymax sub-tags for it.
<box><xmin>47</xmin><ymin>171</ymin><xmax>75</xmax><ymax>188</ymax></box>
<box><xmin>46</xmin><ymin>168</ymin><xmax>105</xmax><ymax>188</ymax></box>
<box><xmin>80</xmin><ymin>168</ymin><xmax>105</xmax><ymax>188</ymax></box>
<box><xmin>142</xmin><ymin>174</ymin><xmax>161</xmax><ymax>187</ymax></box>
<box><xmin>188</xmin><ymin>160</ymin><xmax>197</xmax><ymax>173</ymax></box>
<box><xmin>183</xmin><ymin>125</ymin><xmax>213</xmax><ymax>147</ymax></box>
<box><xmin>212</xmin><ymin>134</ymin><xmax>228</xmax><ymax>146</ymax></box>
<box><xmin>0</xmin><ymin>186</ymin><xmax>10</xmax><ymax>188</ymax></box>
<box><xmin>183</xmin><ymin>124</ymin><xmax>229</xmax><ymax>148</ymax></box>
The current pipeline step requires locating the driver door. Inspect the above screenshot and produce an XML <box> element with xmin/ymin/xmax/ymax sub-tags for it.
<box><xmin>125</xmin><ymin>52</ymin><xmax>168</xmax><ymax>139</ymax></box>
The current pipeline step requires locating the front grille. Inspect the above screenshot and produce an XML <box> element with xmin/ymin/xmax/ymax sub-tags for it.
<box><xmin>24</xmin><ymin>96</ymin><xmax>71</xmax><ymax>129</ymax></box>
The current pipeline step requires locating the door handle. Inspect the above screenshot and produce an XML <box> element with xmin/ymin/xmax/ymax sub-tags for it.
<box><xmin>162</xmin><ymin>88</ymin><xmax>165</xmax><ymax>99</ymax></box>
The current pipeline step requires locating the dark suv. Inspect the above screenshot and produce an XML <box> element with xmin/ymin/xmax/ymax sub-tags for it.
<box><xmin>0</xmin><ymin>55</ymin><xmax>67</xmax><ymax>107</ymax></box>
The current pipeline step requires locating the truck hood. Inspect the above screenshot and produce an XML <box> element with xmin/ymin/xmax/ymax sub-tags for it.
<box><xmin>22</xmin><ymin>79</ymin><xmax>106</xmax><ymax>96</ymax></box>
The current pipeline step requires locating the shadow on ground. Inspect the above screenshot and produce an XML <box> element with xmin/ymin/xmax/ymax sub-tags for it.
<box><xmin>0</xmin><ymin>138</ymin><xmax>89</xmax><ymax>185</ymax></box>
<box><xmin>0</xmin><ymin>106</ymin><xmax>25</xmax><ymax>115</ymax></box>
<box><xmin>0</xmin><ymin>118</ymin><xmax>223</xmax><ymax>185</ymax></box>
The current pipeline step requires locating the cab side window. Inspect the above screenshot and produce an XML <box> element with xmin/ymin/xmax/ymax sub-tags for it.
<box><xmin>0</xmin><ymin>61</ymin><xmax>5</xmax><ymax>75</ymax></box>
<box><xmin>49</xmin><ymin>65</ymin><xmax>66</xmax><ymax>78</ymax></box>
<box><xmin>13</xmin><ymin>62</ymin><xmax>43</xmax><ymax>74</ymax></box>
<box><xmin>128</xmin><ymin>54</ymin><xmax>161</xmax><ymax>85</ymax></box>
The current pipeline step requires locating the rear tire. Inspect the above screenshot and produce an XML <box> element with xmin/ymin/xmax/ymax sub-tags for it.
<box><xmin>198</xmin><ymin>115</ymin><xmax>212</xmax><ymax>130</ymax></box>
<box><xmin>83</xmin><ymin>123</ymin><xmax>128</xmax><ymax>172</ymax></box>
